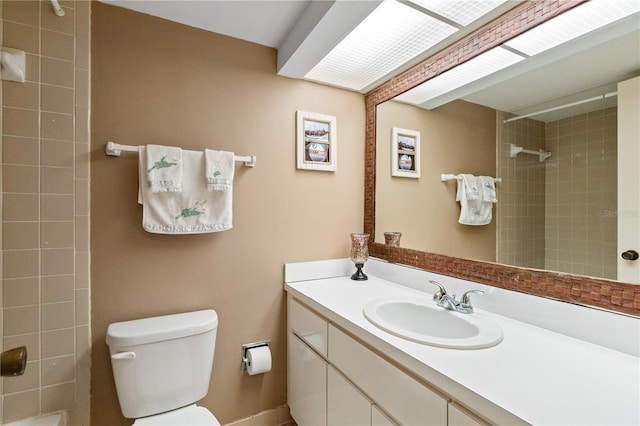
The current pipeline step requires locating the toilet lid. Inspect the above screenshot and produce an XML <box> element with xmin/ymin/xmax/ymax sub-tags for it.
<box><xmin>134</xmin><ymin>405</ymin><xmax>220</xmax><ymax>426</ymax></box>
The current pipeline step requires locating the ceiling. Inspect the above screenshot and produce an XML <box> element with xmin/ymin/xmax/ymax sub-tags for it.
<box><xmin>99</xmin><ymin>0</ymin><xmax>639</xmax><ymax>121</ymax></box>
<box><xmin>99</xmin><ymin>0</ymin><xmax>312</xmax><ymax>49</ymax></box>
<box><xmin>97</xmin><ymin>0</ymin><xmax>517</xmax><ymax>92</ymax></box>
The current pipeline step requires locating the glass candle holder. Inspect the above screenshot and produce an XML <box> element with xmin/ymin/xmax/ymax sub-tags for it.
<box><xmin>384</xmin><ymin>232</ymin><xmax>402</xmax><ymax>247</ymax></box>
<box><xmin>350</xmin><ymin>233</ymin><xmax>369</xmax><ymax>281</ymax></box>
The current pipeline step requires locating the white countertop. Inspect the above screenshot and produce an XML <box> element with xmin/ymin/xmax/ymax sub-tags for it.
<box><xmin>285</xmin><ymin>261</ymin><xmax>640</xmax><ymax>426</ymax></box>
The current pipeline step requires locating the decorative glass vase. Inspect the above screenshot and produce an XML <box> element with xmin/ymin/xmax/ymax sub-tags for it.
<box><xmin>384</xmin><ymin>232</ymin><xmax>402</xmax><ymax>247</ymax></box>
<box><xmin>350</xmin><ymin>233</ymin><xmax>369</xmax><ymax>281</ymax></box>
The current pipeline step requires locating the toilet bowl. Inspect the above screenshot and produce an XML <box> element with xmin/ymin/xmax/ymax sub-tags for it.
<box><xmin>106</xmin><ymin>310</ymin><xmax>220</xmax><ymax>425</ymax></box>
<box><xmin>134</xmin><ymin>404</ymin><xmax>219</xmax><ymax>425</ymax></box>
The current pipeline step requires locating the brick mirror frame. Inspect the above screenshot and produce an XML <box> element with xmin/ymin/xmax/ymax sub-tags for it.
<box><xmin>364</xmin><ymin>0</ymin><xmax>640</xmax><ymax>316</ymax></box>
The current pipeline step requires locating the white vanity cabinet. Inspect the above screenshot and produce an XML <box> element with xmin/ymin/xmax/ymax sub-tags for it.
<box><xmin>288</xmin><ymin>298</ymin><xmax>328</xmax><ymax>426</ymax></box>
<box><xmin>329</xmin><ymin>324</ymin><xmax>447</xmax><ymax>425</ymax></box>
<box><xmin>287</xmin><ymin>296</ymin><xmax>495</xmax><ymax>426</ymax></box>
<box><xmin>288</xmin><ymin>297</ymin><xmax>457</xmax><ymax>426</ymax></box>
<box><xmin>372</xmin><ymin>405</ymin><xmax>396</xmax><ymax>426</ymax></box>
<box><xmin>288</xmin><ymin>298</ymin><xmax>385</xmax><ymax>426</ymax></box>
<box><xmin>448</xmin><ymin>402</ymin><xmax>488</xmax><ymax>426</ymax></box>
<box><xmin>288</xmin><ymin>333</ymin><xmax>327</xmax><ymax>426</ymax></box>
<box><xmin>285</xmin><ymin>260</ymin><xmax>640</xmax><ymax>426</ymax></box>
<box><xmin>327</xmin><ymin>365</ymin><xmax>373</xmax><ymax>425</ymax></box>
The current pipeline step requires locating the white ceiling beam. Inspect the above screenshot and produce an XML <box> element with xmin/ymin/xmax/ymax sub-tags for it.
<box><xmin>277</xmin><ymin>0</ymin><xmax>382</xmax><ymax>79</ymax></box>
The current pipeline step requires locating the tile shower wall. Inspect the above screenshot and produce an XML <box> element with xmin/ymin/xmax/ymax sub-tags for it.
<box><xmin>497</xmin><ymin>108</ymin><xmax>617</xmax><ymax>279</ymax></box>
<box><xmin>496</xmin><ymin>112</ymin><xmax>546</xmax><ymax>269</ymax></box>
<box><xmin>545</xmin><ymin>108</ymin><xmax>617</xmax><ymax>279</ymax></box>
<box><xmin>1</xmin><ymin>1</ymin><xmax>90</xmax><ymax>424</ymax></box>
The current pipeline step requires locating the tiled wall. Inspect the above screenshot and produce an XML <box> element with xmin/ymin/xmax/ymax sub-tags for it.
<box><xmin>496</xmin><ymin>108</ymin><xmax>618</xmax><ymax>279</ymax></box>
<box><xmin>545</xmin><ymin>108</ymin><xmax>618</xmax><ymax>279</ymax></box>
<box><xmin>496</xmin><ymin>113</ymin><xmax>546</xmax><ymax>269</ymax></box>
<box><xmin>1</xmin><ymin>1</ymin><xmax>90</xmax><ymax>424</ymax></box>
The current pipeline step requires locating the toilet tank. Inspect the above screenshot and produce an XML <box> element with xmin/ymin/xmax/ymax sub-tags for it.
<box><xmin>106</xmin><ymin>310</ymin><xmax>218</xmax><ymax>419</ymax></box>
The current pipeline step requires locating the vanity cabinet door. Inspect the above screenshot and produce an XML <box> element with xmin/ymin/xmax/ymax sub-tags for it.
<box><xmin>448</xmin><ymin>402</ymin><xmax>489</xmax><ymax>426</ymax></box>
<box><xmin>329</xmin><ymin>325</ymin><xmax>447</xmax><ymax>426</ymax></box>
<box><xmin>288</xmin><ymin>333</ymin><xmax>327</xmax><ymax>426</ymax></box>
<box><xmin>328</xmin><ymin>365</ymin><xmax>372</xmax><ymax>425</ymax></box>
<box><xmin>372</xmin><ymin>405</ymin><xmax>397</xmax><ymax>426</ymax></box>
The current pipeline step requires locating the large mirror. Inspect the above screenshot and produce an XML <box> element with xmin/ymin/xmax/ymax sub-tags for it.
<box><xmin>365</xmin><ymin>0</ymin><xmax>640</xmax><ymax>316</ymax></box>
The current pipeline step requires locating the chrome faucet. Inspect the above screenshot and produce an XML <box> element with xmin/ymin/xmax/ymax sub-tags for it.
<box><xmin>427</xmin><ymin>280</ymin><xmax>484</xmax><ymax>314</ymax></box>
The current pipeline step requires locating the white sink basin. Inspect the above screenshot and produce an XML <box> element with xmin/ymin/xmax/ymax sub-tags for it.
<box><xmin>363</xmin><ymin>297</ymin><xmax>503</xmax><ymax>349</ymax></box>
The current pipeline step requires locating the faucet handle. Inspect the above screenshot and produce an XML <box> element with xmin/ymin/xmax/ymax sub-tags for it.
<box><xmin>461</xmin><ymin>290</ymin><xmax>484</xmax><ymax>305</ymax></box>
<box><xmin>427</xmin><ymin>280</ymin><xmax>447</xmax><ymax>300</ymax></box>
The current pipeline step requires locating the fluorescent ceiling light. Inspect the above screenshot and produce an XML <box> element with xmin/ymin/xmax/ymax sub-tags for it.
<box><xmin>505</xmin><ymin>0</ymin><xmax>640</xmax><ymax>56</ymax></box>
<box><xmin>304</xmin><ymin>0</ymin><xmax>457</xmax><ymax>91</ymax></box>
<box><xmin>395</xmin><ymin>47</ymin><xmax>525</xmax><ymax>105</ymax></box>
<box><xmin>408</xmin><ymin>0</ymin><xmax>509</xmax><ymax>26</ymax></box>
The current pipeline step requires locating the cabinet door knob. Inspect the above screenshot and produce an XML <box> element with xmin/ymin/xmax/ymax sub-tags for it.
<box><xmin>621</xmin><ymin>250</ymin><xmax>639</xmax><ymax>261</ymax></box>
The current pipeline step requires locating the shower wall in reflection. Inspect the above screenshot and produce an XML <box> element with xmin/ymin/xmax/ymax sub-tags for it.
<box><xmin>497</xmin><ymin>107</ymin><xmax>618</xmax><ymax>279</ymax></box>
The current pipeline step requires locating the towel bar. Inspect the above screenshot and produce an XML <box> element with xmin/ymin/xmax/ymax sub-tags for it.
<box><xmin>441</xmin><ymin>174</ymin><xmax>502</xmax><ymax>183</ymax></box>
<box><xmin>105</xmin><ymin>141</ymin><xmax>256</xmax><ymax>167</ymax></box>
<box><xmin>509</xmin><ymin>144</ymin><xmax>551</xmax><ymax>162</ymax></box>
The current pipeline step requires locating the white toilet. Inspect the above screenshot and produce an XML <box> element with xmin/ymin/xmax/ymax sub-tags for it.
<box><xmin>106</xmin><ymin>309</ymin><xmax>220</xmax><ymax>425</ymax></box>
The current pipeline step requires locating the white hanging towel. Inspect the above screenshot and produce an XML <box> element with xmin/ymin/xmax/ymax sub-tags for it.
<box><xmin>146</xmin><ymin>144</ymin><xmax>183</xmax><ymax>192</ymax></box>
<box><xmin>204</xmin><ymin>149</ymin><xmax>235</xmax><ymax>192</ymax></box>
<box><xmin>479</xmin><ymin>175</ymin><xmax>498</xmax><ymax>203</ymax></box>
<box><xmin>138</xmin><ymin>147</ymin><xmax>232</xmax><ymax>234</ymax></box>
<box><xmin>456</xmin><ymin>174</ymin><xmax>497</xmax><ymax>226</ymax></box>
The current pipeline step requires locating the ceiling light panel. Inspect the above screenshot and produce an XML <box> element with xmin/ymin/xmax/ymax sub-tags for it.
<box><xmin>304</xmin><ymin>0</ymin><xmax>457</xmax><ymax>91</ymax></box>
<box><xmin>408</xmin><ymin>0</ymin><xmax>509</xmax><ymax>26</ymax></box>
<box><xmin>395</xmin><ymin>47</ymin><xmax>525</xmax><ymax>105</ymax></box>
<box><xmin>505</xmin><ymin>0</ymin><xmax>640</xmax><ymax>56</ymax></box>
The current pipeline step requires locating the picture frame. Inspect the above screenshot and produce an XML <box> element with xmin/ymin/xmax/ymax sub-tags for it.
<box><xmin>297</xmin><ymin>111</ymin><xmax>337</xmax><ymax>171</ymax></box>
<box><xmin>391</xmin><ymin>127</ymin><xmax>420</xmax><ymax>178</ymax></box>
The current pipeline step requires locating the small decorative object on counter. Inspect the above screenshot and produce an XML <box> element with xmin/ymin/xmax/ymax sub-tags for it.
<box><xmin>350</xmin><ymin>233</ymin><xmax>369</xmax><ymax>281</ymax></box>
<box><xmin>384</xmin><ymin>232</ymin><xmax>402</xmax><ymax>247</ymax></box>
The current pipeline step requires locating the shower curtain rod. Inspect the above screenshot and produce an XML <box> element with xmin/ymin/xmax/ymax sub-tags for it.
<box><xmin>105</xmin><ymin>141</ymin><xmax>257</xmax><ymax>167</ymax></box>
<box><xmin>503</xmin><ymin>91</ymin><xmax>618</xmax><ymax>123</ymax></box>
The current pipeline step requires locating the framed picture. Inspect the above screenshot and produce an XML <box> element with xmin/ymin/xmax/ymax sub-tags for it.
<box><xmin>297</xmin><ymin>111</ymin><xmax>337</xmax><ymax>171</ymax></box>
<box><xmin>391</xmin><ymin>127</ymin><xmax>420</xmax><ymax>178</ymax></box>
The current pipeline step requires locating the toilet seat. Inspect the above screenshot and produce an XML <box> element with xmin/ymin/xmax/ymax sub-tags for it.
<box><xmin>133</xmin><ymin>404</ymin><xmax>220</xmax><ymax>425</ymax></box>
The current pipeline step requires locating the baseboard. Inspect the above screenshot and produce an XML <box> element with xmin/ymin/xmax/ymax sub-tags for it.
<box><xmin>225</xmin><ymin>405</ymin><xmax>293</xmax><ymax>426</ymax></box>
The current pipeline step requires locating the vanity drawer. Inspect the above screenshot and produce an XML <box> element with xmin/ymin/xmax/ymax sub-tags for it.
<box><xmin>328</xmin><ymin>324</ymin><xmax>447</xmax><ymax>426</ymax></box>
<box><xmin>288</xmin><ymin>333</ymin><xmax>327</xmax><ymax>426</ymax></box>
<box><xmin>288</xmin><ymin>298</ymin><xmax>328</xmax><ymax>357</ymax></box>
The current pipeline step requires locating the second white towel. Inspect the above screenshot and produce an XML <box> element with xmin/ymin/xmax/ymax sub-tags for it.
<box><xmin>456</xmin><ymin>174</ymin><xmax>497</xmax><ymax>226</ymax></box>
<box><xmin>205</xmin><ymin>149</ymin><xmax>235</xmax><ymax>192</ymax></box>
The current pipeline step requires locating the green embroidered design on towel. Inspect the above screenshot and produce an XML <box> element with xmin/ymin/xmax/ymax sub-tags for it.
<box><xmin>175</xmin><ymin>200</ymin><xmax>207</xmax><ymax>220</ymax></box>
<box><xmin>148</xmin><ymin>156</ymin><xmax>179</xmax><ymax>173</ymax></box>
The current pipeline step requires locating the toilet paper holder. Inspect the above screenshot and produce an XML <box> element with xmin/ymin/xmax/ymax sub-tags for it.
<box><xmin>241</xmin><ymin>340</ymin><xmax>270</xmax><ymax>373</ymax></box>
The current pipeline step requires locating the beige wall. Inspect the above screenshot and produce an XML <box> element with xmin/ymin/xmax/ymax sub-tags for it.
<box><xmin>375</xmin><ymin>100</ymin><xmax>496</xmax><ymax>261</ymax></box>
<box><xmin>91</xmin><ymin>3</ymin><xmax>364</xmax><ymax>425</ymax></box>
<box><xmin>1</xmin><ymin>0</ymin><xmax>91</xmax><ymax>424</ymax></box>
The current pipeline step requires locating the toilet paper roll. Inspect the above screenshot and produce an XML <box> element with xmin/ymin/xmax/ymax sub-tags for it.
<box><xmin>246</xmin><ymin>346</ymin><xmax>272</xmax><ymax>375</ymax></box>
